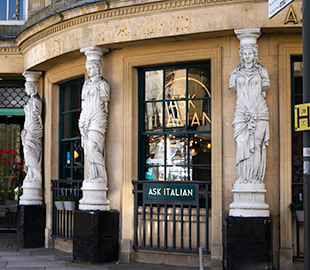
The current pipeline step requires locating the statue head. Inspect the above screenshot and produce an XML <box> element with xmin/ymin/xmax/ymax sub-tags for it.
<box><xmin>25</xmin><ymin>81</ymin><xmax>38</xmax><ymax>96</ymax></box>
<box><xmin>238</xmin><ymin>43</ymin><xmax>259</xmax><ymax>68</ymax></box>
<box><xmin>85</xmin><ymin>60</ymin><xmax>102</xmax><ymax>78</ymax></box>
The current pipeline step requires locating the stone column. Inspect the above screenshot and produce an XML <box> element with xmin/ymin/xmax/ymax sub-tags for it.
<box><xmin>228</xmin><ymin>28</ymin><xmax>270</xmax><ymax>217</ymax></box>
<box><xmin>19</xmin><ymin>71</ymin><xmax>43</xmax><ymax>206</ymax></box>
<box><xmin>227</xmin><ymin>29</ymin><xmax>272</xmax><ymax>270</ymax></box>
<box><xmin>78</xmin><ymin>46</ymin><xmax>110</xmax><ymax>211</ymax></box>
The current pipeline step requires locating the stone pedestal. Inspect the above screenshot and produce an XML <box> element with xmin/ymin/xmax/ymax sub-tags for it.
<box><xmin>227</xmin><ymin>216</ymin><xmax>272</xmax><ymax>270</ymax></box>
<box><xmin>17</xmin><ymin>205</ymin><xmax>45</xmax><ymax>248</ymax></box>
<box><xmin>73</xmin><ymin>210</ymin><xmax>119</xmax><ymax>264</ymax></box>
<box><xmin>229</xmin><ymin>183</ymin><xmax>269</xmax><ymax>217</ymax></box>
<box><xmin>19</xmin><ymin>181</ymin><xmax>43</xmax><ymax>205</ymax></box>
<box><xmin>79</xmin><ymin>181</ymin><xmax>110</xmax><ymax>211</ymax></box>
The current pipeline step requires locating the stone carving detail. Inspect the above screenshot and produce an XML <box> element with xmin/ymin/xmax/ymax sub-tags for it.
<box><xmin>229</xmin><ymin>28</ymin><xmax>269</xmax><ymax>217</ymax></box>
<box><xmin>17</xmin><ymin>0</ymin><xmax>233</xmax><ymax>48</ymax></box>
<box><xmin>229</xmin><ymin>28</ymin><xmax>270</xmax><ymax>184</ymax></box>
<box><xmin>19</xmin><ymin>71</ymin><xmax>43</xmax><ymax>205</ymax></box>
<box><xmin>78</xmin><ymin>46</ymin><xmax>110</xmax><ymax>211</ymax></box>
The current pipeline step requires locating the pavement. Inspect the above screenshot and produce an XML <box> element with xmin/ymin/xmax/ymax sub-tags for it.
<box><xmin>0</xmin><ymin>234</ymin><xmax>204</xmax><ymax>270</ymax></box>
<box><xmin>0</xmin><ymin>234</ymin><xmax>304</xmax><ymax>270</ymax></box>
<box><xmin>0</xmin><ymin>248</ymin><xmax>203</xmax><ymax>270</ymax></box>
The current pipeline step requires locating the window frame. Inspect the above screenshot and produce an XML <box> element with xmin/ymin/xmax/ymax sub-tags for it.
<box><xmin>59</xmin><ymin>78</ymin><xmax>84</xmax><ymax>180</ymax></box>
<box><xmin>291</xmin><ymin>56</ymin><xmax>303</xmax><ymax>204</ymax></box>
<box><xmin>138</xmin><ymin>61</ymin><xmax>211</xmax><ymax>182</ymax></box>
<box><xmin>0</xmin><ymin>0</ymin><xmax>27</xmax><ymax>24</ymax></box>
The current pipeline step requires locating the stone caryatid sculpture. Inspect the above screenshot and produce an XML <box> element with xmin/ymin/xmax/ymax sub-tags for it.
<box><xmin>78</xmin><ymin>46</ymin><xmax>110</xmax><ymax>211</ymax></box>
<box><xmin>20</xmin><ymin>71</ymin><xmax>43</xmax><ymax>205</ymax></box>
<box><xmin>229</xmin><ymin>28</ymin><xmax>270</xmax><ymax>217</ymax></box>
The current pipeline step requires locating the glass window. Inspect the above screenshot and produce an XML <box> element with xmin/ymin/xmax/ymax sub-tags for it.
<box><xmin>291</xmin><ymin>57</ymin><xmax>303</xmax><ymax>204</ymax></box>
<box><xmin>0</xmin><ymin>80</ymin><xmax>27</xmax><ymax>108</ymax></box>
<box><xmin>0</xmin><ymin>0</ymin><xmax>24</xmax><ymax>21</ymax></box>
<box><xmin>59</xmin><ymin>78</ymin><xmax>84</xmax><ymax>180</ymax></box>
<box><xmin>139</xmin><ymin>62</ymin><xmax>211</xmax><ymax>181</ymax></box>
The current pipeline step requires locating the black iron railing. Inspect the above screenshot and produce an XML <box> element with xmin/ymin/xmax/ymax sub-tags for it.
<box><xmin>133</xmin><ymin>180</ymin><xmax>211</xmax><ymax>254</ymax></box>
<box><xmin>51</xmin><ymin>179</ymin><xmax>83</xmax><ymax>240</ymax></box>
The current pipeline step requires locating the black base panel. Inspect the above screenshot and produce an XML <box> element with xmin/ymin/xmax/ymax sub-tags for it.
<box><xmin>73</xmin><ymin>210</ymin><xmax>119</xmax><ymax>264</ymax></box>
<box><xmin>227</xmin><ymin>216</ymin><xmax>272</xmax><ymax>270</ymax></box>
<box><xmin>17</xmin><ymin>205</ymin><xmax>46</xmax><ymax>248</ymax></box>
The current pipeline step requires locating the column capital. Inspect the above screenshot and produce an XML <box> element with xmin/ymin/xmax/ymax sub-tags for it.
<box><xmin>22</xmin><ymin>71</ymin><xmax>42</xmax><ymax>82</ymax></box>
<box><xmin>80</xmin><ymin>46</ymin><xmax>109</xmax><ymax>61</ymax></box>
<box><xmin>234</xmin><ymin>28</ymin><xmax>261</xmax><ymax>45</ymax></box>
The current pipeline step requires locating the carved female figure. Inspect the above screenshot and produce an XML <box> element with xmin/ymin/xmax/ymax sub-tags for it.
<box><xmin>229</xmin><ymin>43</ymin><xmax>270</xmax><ymax>183</ymax></box>
<box><xmin>21</xmin><ymin>81</ymin><xmax>43</xmax><ymax>182</ymax></box>
<box><xmin>78</xmin><ymin>59</ymin><xmax>110</xmax><ymax>182</ymax></box>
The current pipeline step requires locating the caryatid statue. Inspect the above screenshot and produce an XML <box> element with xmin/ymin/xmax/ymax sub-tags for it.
<box><xmin>19</xmin><ymin>71</ymin><xmax>43</xmax><ymax>205</ymax></box>
<box><xmin>229</xmin><ymin>28</ymin><xmax>270</xmax><ymax>217</ymax></box>
<box><xmin>78</xmin><ymin>46</ymin><xmax>111</xmax><ymax>211</ymax></box>
<box><xmin>229</xmin><ymin>28</ymin><xmax>270</xmax><ymax>184</ymax></box>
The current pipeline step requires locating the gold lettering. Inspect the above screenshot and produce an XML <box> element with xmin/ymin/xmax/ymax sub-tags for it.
<box><xmin>188</xmin><ymin>94</ymin><xmax>196</xmax><ymax>108</ymax></box>
<box><xmin>202</xmin><ymin>111</ymin><xmax>211</xmax><ymax>125</ymax></box>
<box><xmin>179</xmin><ymin>95</ymin><xmax>186</xmax><ymax>109</ymax></box>
<box><xmin>191</xmin><ymin>112</ymin><xmax>201</xmax><ymax>126</ymax></box>
<box><xmin>285</xmin><ymin>5</ymin><xmax>298</xmax><ymax>24</ymax></box>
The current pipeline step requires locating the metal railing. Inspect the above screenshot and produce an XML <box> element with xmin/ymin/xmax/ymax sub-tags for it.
<box><xmin>133</xmin><ymin>180</ymin><xmax>211</xmax><ymax>254</ymax></box>
<box><xmin>51</xmin><ymin>179</ymin><xmax>83</xmax><ymax>240</ymax></box>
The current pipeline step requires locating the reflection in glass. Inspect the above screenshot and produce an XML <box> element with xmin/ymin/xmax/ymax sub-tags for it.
<box><xmin>188</xmin><ymin>166</ymin><xmax>211</xmax><ymax>181</ymax></box>
<box><xmin>188</xmin><ymin>66</ymin><xmax>211</xmax><ymax>98</ymax></box>
<box><xmin>166</xmin><ymin>166</ymin><xmax>187</xmax><ymax>181</ymax></box>
<box><xmin>145</xmin><ymin>135</ymin><xmax>165</xmax><ymax>164</ymax></box>
<box><xmin>144</xmin><ymin>102</ymin><xmax>163</xmax><ymax>132</ymax></box>
<box><xmin>189</xmin><ymin>134</ymin><xmax>211</xmax><ymax>165</ymax></box>
<box><xmin>71</xmin><ymin>83</ymin><xmax>81</xmax><ymax>110</ymax></box>
<box><xmin>166</xmin><ymin>134</ymin><xmax>187</xmax><ymax>165</ymax></box>
<box><xmin>165</xmin><ymin>69</ymin><xmax>186</xmax><ymax>99</ymax></box>
<box><xmin>145</xmin><ymin>70</ymin><xmax>163</xmax><ymax>101</ymax></box>
<box><xmin>64</xmin><ymin>142</ymin><xmax>71</xmax><ymax>166</ymax></box>
<box><xmin>187</xmin><ymin>99</ymin><xmax>211</xmax><ymax>132</ymax></box>
<box><xmin>73</xmin><ymin>140</ymin><xmax>83</xmax><ymax>166</ymax></box>
<box><xmin>145</xmin><ymin>167</ymin><xmax>165</xmax><ymax>181</ymax></box>
<box><xmin>73</xmin><ymin>168</ymin><xmax>83</xmax><ymax>179</ymax></box>
<box><xmin>63</xmin><ymin>114</ymin><xmax>69</xmax><ymax>139</ymax></box>
<box><xmin>63</xmin><ymin>86</ymin><xmax>70</xmax><ymax>112</ymax></box>
<box><xmin>71</xmin><ymin>111</ymin><xmax>80</xmax><ymax>137</ymax></box>
<box><xmin>164</xmin><ymin>100</ymin><xmax>186</xmax><ymax>129</ymax></box>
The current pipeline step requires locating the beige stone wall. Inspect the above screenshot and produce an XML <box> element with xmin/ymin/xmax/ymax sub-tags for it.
<box><xmin>0</xmin><ymin>0</ymin><xmax>304</xmax><ymax>268</ymax></box>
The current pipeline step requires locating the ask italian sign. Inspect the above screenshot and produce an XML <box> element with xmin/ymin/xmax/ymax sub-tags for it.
<box><xmin>295</xmin><ymin>103</ymin><xmax>310</xmax><ymax>132</ymax></box>
<box><xmin>145</xmin><ymin>183</ymin><xmax>197</xmax><ymax>204</ymax></box>
<box><xmin>268</xmin><ymin>0</ymin><xmax>294</xmax><ymax>19</ymax></box>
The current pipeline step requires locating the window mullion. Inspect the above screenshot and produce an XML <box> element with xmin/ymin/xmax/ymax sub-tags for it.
<box><xmin>6</xmin><ymin>0</ymin><xmax>9</xmax><ymax>20</ymax></box>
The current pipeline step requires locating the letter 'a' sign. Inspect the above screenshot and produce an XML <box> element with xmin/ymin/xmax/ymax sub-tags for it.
<box><xmin>295</xmin><ymin>103</ymin><xmax>310</xmax><ymax>132</ymax></box>
<box><xmin>145</xmin><ymin>183</ymin><xmax>197</xmax><ymax>204</ymax></box>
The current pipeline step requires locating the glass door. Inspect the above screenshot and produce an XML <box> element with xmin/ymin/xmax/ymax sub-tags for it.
<box><xmin>0</xmin><ymin>115</ymin><xmax>25</xmax><ymax>230</ymax></box>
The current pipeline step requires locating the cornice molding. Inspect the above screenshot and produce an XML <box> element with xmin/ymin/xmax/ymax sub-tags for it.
<box><xmin>0</xmin><ymin>47</ymin><xmax>21</xmax><ymax>55</ymax></box>
<box><xmin>17</xmin><ymin>0</ymin><xmax>233</xmax><ymax>51</ymax></box>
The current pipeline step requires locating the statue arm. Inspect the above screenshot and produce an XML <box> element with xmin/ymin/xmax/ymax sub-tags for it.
<box><xmin>260</xmin><ymin>66</ymin><xmax>270</xmax><ymax>92</ymax></box>
<box><xmin>229</xmin><ymin>72</ymin><xmax>237</xmax><ymax>92</ymax></box>
<box><xmin>99</xmin><ymin>80</ymin><xmax>110</xmax><ymax>102</ymax></box>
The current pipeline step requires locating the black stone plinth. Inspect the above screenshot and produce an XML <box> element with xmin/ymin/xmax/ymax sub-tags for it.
<box><xmin>73</xmin><ymin>210</ymin><xmax>119</xmax><ymax>264</ymax></box>
<box><xmin>227</xmin><ymin>216</ymin><xmax>272</xmax><ymax>270</ymax></box>
<box><xmin>17</xmin><ymin>205</ymin><xmax>46</xmax><ymax>248</ymax></box>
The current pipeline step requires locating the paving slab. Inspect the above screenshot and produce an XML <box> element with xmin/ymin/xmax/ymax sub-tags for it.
<box><xmin>0</xmin><ymin>268</ymin><xmax>45</xmax><ymax>270</ymax></box>
<box><xmin>6</xmin><ymin>261</ymin><xmax>67</xmax><ymax>268</ymax></box>
<box><xmin>0</xmin><ymin>256</ymin><xmax>58</xmax><ymax>262</ymax></box>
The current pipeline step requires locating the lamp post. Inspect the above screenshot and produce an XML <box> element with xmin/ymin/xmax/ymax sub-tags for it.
<box><xmin>303</xmin><ymin>0</ymin><xmax>310</xmax><ymax>269</ymax></box>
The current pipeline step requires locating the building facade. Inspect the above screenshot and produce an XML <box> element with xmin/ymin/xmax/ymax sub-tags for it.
<box><xmin>0</xmin><ymin>0</ymin><xmax>304</xmax><ymax>269</ymax></box>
